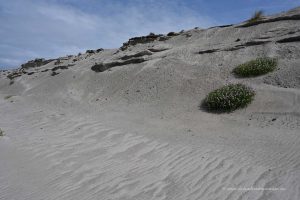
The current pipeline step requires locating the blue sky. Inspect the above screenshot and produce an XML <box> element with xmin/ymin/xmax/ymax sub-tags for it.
<box><xmin>0</xmin><ymin>0</ymin><xmax>299</xmax><ymax>69</ymax></box>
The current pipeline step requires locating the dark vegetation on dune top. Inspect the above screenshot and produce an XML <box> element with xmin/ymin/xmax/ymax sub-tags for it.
<box><xmin>246</xmin><ymin>10</ymin><xmax>264</xmax><ymax>26</ymax></box>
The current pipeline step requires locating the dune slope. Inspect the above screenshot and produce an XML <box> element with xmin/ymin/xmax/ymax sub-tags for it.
<box><xmin>1</xmin><ymin>7</ymin><xmax>300</xmax><ymax>200</ymax></box>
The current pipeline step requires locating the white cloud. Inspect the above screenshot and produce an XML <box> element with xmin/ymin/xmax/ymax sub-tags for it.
<box><xmin>0</xmin><ymin>58</ymin><xmax>23</xmax><ymax>67</ymax></box>
<box><xmin>36</xmin><ymin>4</ymin><xmax>97</xmax><ymax>29</ymax></box>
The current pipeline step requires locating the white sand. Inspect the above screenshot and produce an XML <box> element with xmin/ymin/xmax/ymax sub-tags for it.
<box><xmin>0</xmin><ymin>7</ymin><xmax>300</xmax><ymax>200</ymax></box>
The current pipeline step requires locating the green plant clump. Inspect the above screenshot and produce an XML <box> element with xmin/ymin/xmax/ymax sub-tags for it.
<box><xmin>203</xmin><ymin>84</ymin><xmax>255</xmax><ymax>112</ymax></box>
<box><xmin>233</xmin><ymin>57</ymin><xmax>277</xmax><ymax>77</ymax></box>
<box><xmin>247</xmin><ymin>10</ymin><xmax>264</xmax><ymax>24</ymax></box>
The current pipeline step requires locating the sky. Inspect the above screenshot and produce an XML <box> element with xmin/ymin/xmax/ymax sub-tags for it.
<box><xmin>0</xmin><ymin>0</ymin><xmax>300</xmax><ymax>69</ymax></box>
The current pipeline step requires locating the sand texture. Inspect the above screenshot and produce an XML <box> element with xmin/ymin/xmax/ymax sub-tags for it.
<box><xmin>1</xmin><ymin>7</ymin><xmax>300</xmax><ymax>200</ymax></box>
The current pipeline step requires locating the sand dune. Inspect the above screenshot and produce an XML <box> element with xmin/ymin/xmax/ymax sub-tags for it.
<box><xmin>1</xmin><ymin>7</ymin><xmax>300</xmax><ymax>200</ymax></box>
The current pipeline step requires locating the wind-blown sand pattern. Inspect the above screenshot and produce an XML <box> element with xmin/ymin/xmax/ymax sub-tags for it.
<box><xmin>1</xmin><ymin>7</ymin><xmax>300</xmax><ymax>200</ymax></box>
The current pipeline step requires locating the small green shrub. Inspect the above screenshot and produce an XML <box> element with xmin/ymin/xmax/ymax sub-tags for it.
<box><xmin>247</xmin><ymin>10</ymin><xmax>264</xmax><ymax>24</ymax></box>
<box><xmin>233</xmin><ymin>57</ymin><xmax>277</xmax><ymax>77</ymax></box>
<box><xmin>202</xmin><ymin>84</ymin><xmax>255</xmax><ymax>112</ymax></box>
<box><xmin>0</xmin><ymin>128</ymin><xmax>3</xmax><ymax>136</ymax></box>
